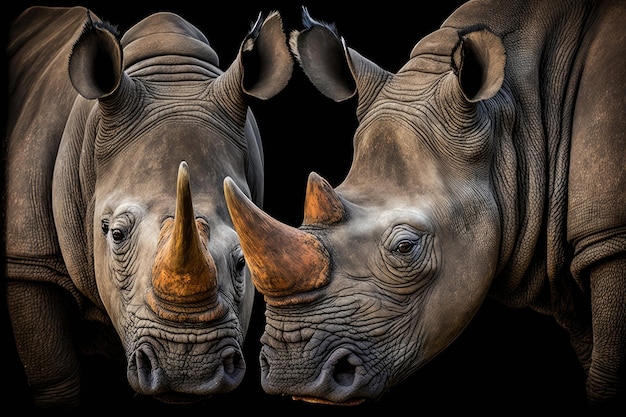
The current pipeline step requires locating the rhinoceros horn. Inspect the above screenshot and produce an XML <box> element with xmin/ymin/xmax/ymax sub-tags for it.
<box><xmin>303</xmin><ymin>171</ymin><xmax>345</xmax><ymax>225</ymax></box>
<box><xmin>224</xmin><ymin>175</ymin><xmax>336</xmax><ymax>303</ymax></box>
<box><xmin>147</xmin><ymin>161</ymin><xmax>226</xmax><ymax>322</ymax></box>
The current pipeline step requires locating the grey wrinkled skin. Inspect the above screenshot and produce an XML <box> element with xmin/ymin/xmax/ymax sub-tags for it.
<box><xmin>224</xmin><ymin>0</ymin><xmax>625</xmax><ymax>410</ymax></box>
<box><xmin>4</xmin><ymin>6</ymin><xmax>292</xmax><ymax>407</ymax></box>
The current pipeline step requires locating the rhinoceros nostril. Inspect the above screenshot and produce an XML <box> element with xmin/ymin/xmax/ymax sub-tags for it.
<box><xmin>221</xmin><ymin>347</ymin><xmax>242</xmax><ymax>375</ymax></box>
<box><xmin>128</xmin><ymin>344</ymin><xmax>167</xmax><ymax>394</ymax></box>
<box><xmin>332</xmin><ymin>355</ymin><xmax>357</xmax><ymax>386</ymax></box>
<box><xmin>135</xmin><ymin>349</ymin><xmax>155</xmax><ymax>386</ymax></box>
<box><xmin>259</xmin><ymin>351</ymin><xmax>269</xmax><ymax>373</ymax></box>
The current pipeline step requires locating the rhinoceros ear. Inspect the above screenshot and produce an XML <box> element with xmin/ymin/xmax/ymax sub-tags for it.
<box><xmin>69</xmin><ymin>10</ymin><xmax>124</xmax><ymax>100</ymax></box>
<box><xmin>290</xmin><ymin>7</ymin><xmax>355</xmax><ymax>101</ymax></box>
<box><xmin>452</xmin><ymin>28</ymin><xmax>505</xmax><ymax>102</ymax></box>
<box><xmin>291</xmin><ymin>7</ymin><xmax>391</xmax><ymax>118</ymax></box>
<box><xmin>212</xmin><ymin>11</ymin><xmax>293</xmax><ymax>125</ymax></box>
<box><xmin>239</xmin><ymin>11</ymin><xmax>293</xmax><ymax>100</ymax></box>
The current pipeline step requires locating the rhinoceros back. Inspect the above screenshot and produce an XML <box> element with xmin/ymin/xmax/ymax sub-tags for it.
<box><xmin>5</xmin><ymin>7</ymin><xmax>91</xmax><ymax>292</ymax></box>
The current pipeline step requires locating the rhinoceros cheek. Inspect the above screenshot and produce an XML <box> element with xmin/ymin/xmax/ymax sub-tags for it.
<box><xmin>92</xmin><ymin>257</ymin><xmax>145</xmax><ymax>338</ymax></box>
<box><xmin>418</xmin><ymin>273</ymin><xmax>493</xmax><ymax>359</ymax></box>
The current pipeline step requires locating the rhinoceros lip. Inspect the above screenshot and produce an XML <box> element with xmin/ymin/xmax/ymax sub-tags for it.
<box><xmin>292</xmin><ymin>395</ymin><xmax>365</xmax><ymax>406</ymax></box>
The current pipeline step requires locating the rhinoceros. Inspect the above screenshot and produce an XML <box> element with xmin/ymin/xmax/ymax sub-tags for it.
<box><xmin>223</xmin><ymin>0</ymin><xmax>626</xmax><ymax>410</ymax></box>
<box><xmin>4</xmin><ymin>6</ymin><xmax>292</xmax><ymax>407</ymax></box>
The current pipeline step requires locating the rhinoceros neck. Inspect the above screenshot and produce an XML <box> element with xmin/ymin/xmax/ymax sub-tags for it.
<box><xmin>467</xmin><ymin>0</ymin><xmax>595</xmax><ymax>312</ymax></box>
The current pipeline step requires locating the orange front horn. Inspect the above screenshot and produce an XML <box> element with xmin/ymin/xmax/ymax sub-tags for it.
<box><xmin>147</xmin><ymin>161</ymin><xmax>225</xmax><ymax>322</ymax></box>
<box><xmin>224</xmin><ymin>177</ymin><xmax>330</xmax><ymax>300</ymax></box>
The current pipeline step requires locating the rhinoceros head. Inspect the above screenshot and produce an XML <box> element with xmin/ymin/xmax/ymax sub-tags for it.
<box><xmin>54</xmin><ymin>10</ymin><xmax>292</xmax><ymax>402</ymax></box>
<box><xmin>224</xmin><ymin>8</ymin><xmax>508</xmax><ymax>405</ymax></box>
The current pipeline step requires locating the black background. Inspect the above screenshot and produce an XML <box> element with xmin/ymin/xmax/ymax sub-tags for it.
<box><xmin>3</xmin><ymin>1</ymin><xmax>590</xmax><ymax>414</ymax></box>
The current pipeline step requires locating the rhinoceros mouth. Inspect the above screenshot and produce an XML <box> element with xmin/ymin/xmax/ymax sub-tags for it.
<box><xmin>292</xmin><ymin>395</ymin><xmax>365</xmax><ymax>406</ymax></box>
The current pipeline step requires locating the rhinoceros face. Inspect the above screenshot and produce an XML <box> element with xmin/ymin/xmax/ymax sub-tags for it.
<box><xmin>224</xmin><ymin>147</ymin><xmax>501</xmax><ymax>404</ymax></box>
<box><xmin>51</xmin><ymin>10</ymin><xmax>292</xmax><ymax>403</ymax></box>
<box><xmin>92</xmin><ymin>123</ymin><xmax>253</xmax><ymax>399</ymax></box>
<box><xmin>94</xmin><ymin>159</ymin><xmax>251</xmax><ymax>389</ymax></box>
<box><xmin>223</xmin><ymin>9</ymin><xmax>507</xmax><ymax>405</ymax></box>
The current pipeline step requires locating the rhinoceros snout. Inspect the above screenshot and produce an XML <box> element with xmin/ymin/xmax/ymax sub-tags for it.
<box><xmin>127</xmin><ymin>343</ymin><xmax>246</xmax><ymax>397</ymax></box>
<box><xmin>260</xmin><ymin>347</ymin><xmax>373</xmax><ymax>405</ymax></box>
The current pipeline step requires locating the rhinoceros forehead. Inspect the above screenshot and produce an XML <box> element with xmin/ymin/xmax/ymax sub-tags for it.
<box><xmin>95</xmin><ymin>103</ymin><xmax>246</xmax><ymax>160</ymax></box>
<box><xmin>352</xmin><ymin>77</ymin><xmax>493</xmax><ymax>179</ymax></box>
<box><xmin>360</xmin><ymin>69</ymin><xmax>465</xmax><ymax>130</ymax></box>
<box><xmin>93</xmin><ymin>129</ymin><xmax>246</xmax><ymax>210</ymax></box>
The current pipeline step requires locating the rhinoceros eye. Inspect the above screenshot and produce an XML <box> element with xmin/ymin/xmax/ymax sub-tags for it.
<box><xmin>232</xmin><ymin>245</ymin><xmax>246</xmax><ymax>277</ymax></box>
<box><xmin>383</xmin><ymin>224</ymin><xmax>427</xmax><ymax>269</ymax></box>
<box><xmin>111</xmin><ymin>228</ymin><xmax>126</xmax><ymax>243</ymax></box>
<box><xmin>232</xmin><ymin>246</ymin><xmax>246</xmax><ymax>302</ymax></box>
<box><xmin>108</xmin><ymin>210</ymin><xmax>138</xmax><ymax>246</ymax></box>
<box><xmin>101</xmin><ymin>217</ymin><xmax>128</xmax><ymax>243</ymax></box>
<box><xmin>235</xmin><ymin>253</ymin><xmax>246</xmax><ymax>273</ymax></box>
<box><xmin>395</xmin><ymin>240</ymin><xmax>418</xmax><ymax>254</ymax></box>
